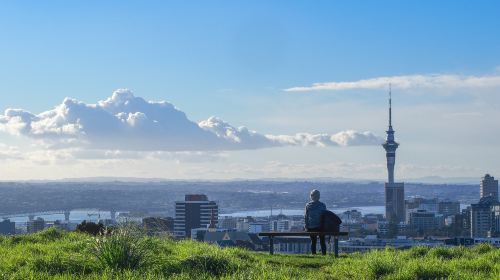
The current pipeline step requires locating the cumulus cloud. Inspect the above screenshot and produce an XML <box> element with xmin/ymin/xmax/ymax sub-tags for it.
<box><xmin>199</xmin><ymin>117</ymin><xmax>279</xmax><ymax>149</ymax></box>
<box><xmin>284</xmin><ymin>73</ymin><xmax>500</xmax><ymax>92</ymax></box>
<box><xmin>266</xmin><ymin>130</ymin><xmax>381</xmax><ymax>147</ymax></box>
<box><xmin>0</xmin><ymin>89</ymin><xmax>382</xmax><ymax>151</ymax></box>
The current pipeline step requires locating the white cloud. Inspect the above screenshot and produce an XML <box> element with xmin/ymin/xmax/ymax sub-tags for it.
<box><xmin>266</xmin><ymin>130</ymin><xmax>381</xmax><ymax>147</ymax></box>
<box><xmin>199</xmin><ymin>117</ymin><xmax>280</xmax><ymax>149</ymax></box>
<box><xmin>285</xmin><ymin>73</ymin><xmax>500</xmax><ymax>92</ymax></box>
<box><xmin>0</xmin><ymin>89</ymin><xmax>382</xmax><ymax>152</ymax></box>
<box><xmin>0</xmin><ymin>143</ymin><xmax>23</xmax><ymax>160</ymax></box>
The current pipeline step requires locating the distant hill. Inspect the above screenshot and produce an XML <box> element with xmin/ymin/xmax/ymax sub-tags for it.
<box><xmin>3</xmin><ymin>175</ymin><xmax>480</xmax><ymax>185</ymax></box>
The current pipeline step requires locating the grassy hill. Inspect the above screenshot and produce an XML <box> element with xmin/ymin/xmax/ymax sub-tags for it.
<box><xmin>0</xmin><ymin>228</ymin><xmax>499</xmax><ymax>279</ymax></box>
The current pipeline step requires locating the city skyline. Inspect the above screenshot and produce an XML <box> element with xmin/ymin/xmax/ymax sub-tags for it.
<box><xmin>1</xmin><ymin>1</ymin><xmax>500</xmax><ymax>180</ymax></box>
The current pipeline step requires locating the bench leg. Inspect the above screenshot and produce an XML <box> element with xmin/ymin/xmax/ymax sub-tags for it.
<box><xmin>269</xmin><ymin>237</ymin><xmax>274</xmax><ymax>255</ymax></box>
<box><xmin>334</xmin><ymin>237</ymin><xmax>339</xmax><ymax>257</ymax></box>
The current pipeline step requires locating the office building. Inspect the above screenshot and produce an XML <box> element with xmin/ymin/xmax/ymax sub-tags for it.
<box><xmin>480</xmin><ymin>174</ymin><xmax>498</xmax><ymax>201</ymax></box>
<box><xmin>219</xmin><ymin>216</ymin><xmax>237</xmax><ymax>230</ymax></box>
<box><xmin>341</xmin><ymin>210</ymin><xmax>362</xmax><ymax>223</ymax></box>
<box><xmin>174</xmin><ymin>194</ymin><xmax>218</xmax><ymax>238</ymax></box>
<box><xmin>409</xmin><ymin>210</ymin><xmax>444</xmax><ymax>233</ymax></box>
<box><xmin>116</xmin><ymin>212</ymin><xmax>145</xmax><ymax>224</ymax></box>
<box><xmin>438</xmin><ymin>200</ymin><xmax>461</xmax><ymax>217</ymax></box>
<box><xmin>461</xmin><ymin>207</ymin><xmax>472</xmax><ymax>234</ymax></box>
<box><xmin>27</xmin><ymin>217</ymin><xmax>45</xmax><ymax>233</ymax></box>
<box><xmin>236</xmin><ymin>216</ymin><xmax>255</xmax><ymax>232</ymax></box>
<box><xmin>493</xmin><ymin>204</ymin><xmax>500</xmax><ymax>237</ymax></box>
<box><xmin>0</xmin><ymin>219</ymin><xmax>15</xmax><ymax>235</ymax></box>
<box><xmin>470</xmin><ymin>196</ymin><xmax>500</xmax><ymax>238</ymax></box>
<box><xmin>270</xmin><ymin>219</ymin><xmax>291</xmax><ymax>232</ymax></box>
<box><xmin>248</xmin><ymin>221</ymin><xmax>270</xmax><ymax>234</ymax></box>
<box><xmin>383</xmin><ymin>88</ymin><xmax>405</xmax><ymax>224</ymax></box>
<box><xmin>377</xmin><ymin>220</ymin><xmax>406</xmax><ymax>236</ymax></box>
<box><xmin>405</xmin><ymin>198</ymin><xmax>460</xmax><ymax>222</ymax></box>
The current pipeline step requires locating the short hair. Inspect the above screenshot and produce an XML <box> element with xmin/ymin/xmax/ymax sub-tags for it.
<box><xmin>310</xmin><ymin>189</ymin><xmax>320</xmax><ymax>201</ymax></box>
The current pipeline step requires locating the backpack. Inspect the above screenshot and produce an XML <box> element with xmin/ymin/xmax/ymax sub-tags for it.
<box><xmin>320</xmin><ymin>210</ymin><xmax>342</xmax><ymax>232</ymax></box>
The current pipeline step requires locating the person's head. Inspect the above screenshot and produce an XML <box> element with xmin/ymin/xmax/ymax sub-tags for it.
<box><xmin>310</xmin><ymin>189</ymin><xmax>320</xmax><ymax>202</ymax></box>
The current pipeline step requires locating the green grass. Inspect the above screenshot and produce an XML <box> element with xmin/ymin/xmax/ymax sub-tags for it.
<box><xmin>0</xmin><ymin>228</ymin><xmax>499</xmax><ymax>279</ymax></box>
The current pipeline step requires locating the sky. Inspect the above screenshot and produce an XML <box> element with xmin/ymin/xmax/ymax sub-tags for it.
<box><xmin>1</xmin><ymin>1</ymin><xmax>499</xmax><ymax>181</ymax></box>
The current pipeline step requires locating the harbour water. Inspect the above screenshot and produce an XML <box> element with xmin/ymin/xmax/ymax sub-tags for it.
<box><xmin>221</xmin><ymin>204</ymin><xmax>470</xmax><ymax>217</ymax></box>
<box><xmin>221</xmin><ymin>206</ymin><xmax>386</xmax><ymax>217</ymax></box>
<box><xmin>3</xmin><ymin>210</ymin><xmax>120</xmax><ymax>223</ymax></box>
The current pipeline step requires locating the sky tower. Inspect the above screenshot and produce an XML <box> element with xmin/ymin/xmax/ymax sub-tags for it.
<box><xmin>383</xmin><ymin>85</ymin><xmax>399</xmax><ymax>184</ymax></box>
<box><xmin>383</xmin><ymin>85</ymin><xmax>405</xmax><ymax>224</ymax></box>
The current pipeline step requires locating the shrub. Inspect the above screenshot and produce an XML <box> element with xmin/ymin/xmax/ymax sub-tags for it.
<box><xmin>38</xmin><ymin>227</ymin><xmax>65</xmax><ymax>241</ymax></box>
<box><xmin>77</xmin><ymin>221</ymin><xmax>107</xmax><ymax>236</ymax></box>
<box><xmin>389</xmin><ymin>258</ymin><xmax>451</xmax><ymax>280</ymax></box>
<box><xmin>429</xmin><ymin>246</ymin><xmax>455</xmax><ymax>260</ymax></box>
<box><xmin>367</xmin><ymin>257</ymin><xmax>396</xmax><ymax>278</ymax></box>
<box><xmin>413</xmin><ymin>261</ymin><xmax>451</xmax><ymax>279</ymax></box>
<box><xmin>6</xmin><ymin>227</ymin><xmax>65</xmax><ymax>245</ymax></box>
<box><xmin>180</xmin><ymin>254</ymin><xmax>234</xmax><ymax>277</ymax></box>
<box><xmin>92</xmin><ymin>225</ymin><xmax>153</xmax><ymax>270</ymax></box>
<box><xmin>472</xmin><ymin>243</ymin><xmax>494</xmax><ymax>254</ymax></box>
<box><xmin>407</xmin><ymin>246</ymin><xmax>428</xmax><ymax>258</ymax></box>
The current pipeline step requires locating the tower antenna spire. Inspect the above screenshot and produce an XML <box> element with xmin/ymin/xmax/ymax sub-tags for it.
<box><xmin>389</xmin><ymin>83</ymin><xmax>392</xmax><ymax>128</ymax></box>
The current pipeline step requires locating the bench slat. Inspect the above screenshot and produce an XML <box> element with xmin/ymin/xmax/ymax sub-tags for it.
<box><xmin>258</xmin><ymin>232</ymin><xmax>348</xmax><ymax>256</ymax></box>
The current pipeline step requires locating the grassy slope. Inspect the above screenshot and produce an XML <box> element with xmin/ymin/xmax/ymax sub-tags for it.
<box><xmin>0</xmin><ymin>228</ymin><xmax>499</xmax><ymax>279</ymax></box>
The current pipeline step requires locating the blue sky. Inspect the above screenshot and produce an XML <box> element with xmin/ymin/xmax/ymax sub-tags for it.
<box><xmin>1</xmin><ymin>1</ymin><xmax>499</xmax><ymax>180</ymax></box>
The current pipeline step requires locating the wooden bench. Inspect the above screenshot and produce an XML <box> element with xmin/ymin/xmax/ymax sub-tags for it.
<box><xmin>258</xmin><ymin>232</ymin><xmax>348</xmax><ymax>257</ymax></box>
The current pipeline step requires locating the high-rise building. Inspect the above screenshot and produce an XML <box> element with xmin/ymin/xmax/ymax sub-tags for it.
<box><xmin>383</xmin><ymin>87</ymin><xmax>405</xmax><ymax>224</ymax></box>
<box><xmin>480</xmin><ymin>174</ymin><xmax>498</xmax><ymax>201</ymax></box>
<box><xmin>0</xmin><ymin>219</ymin><xmax>15</xmax><ymax>235</ymax></box>
<box><xmin>409</xmin><ymin>210</ymin><xmax>444</xmax><ymax>233</ymax></box>
<box><xmin>174</xmin><ymin>194</ymin><xmax>218</xmax><ymax>238</ymax></box>
<box><xmin>438</xmin><ymin>200</ymin><xmax>461</xmax><ymax>217</ymax></box>
<box><xmin>492</xmin><ymin>204</ymin><xmax>500</xmax><ymax>237</ymax></box>
<box><xmin>405</xmin><ymin>198</ymin><xmax>459</xmax><ymax>224</ymax></box>
<box><xmin>461</xmin><ymin>206</ymin><xmax>471</xmax><ymax>235</ymax></box>
<box><xmin>27</xmin><ymin>217</ymin><xmax>45</xmax><ymax>233</ymax></box>
<box><xmin>470</xmin><ymin>196</ymin><xmax>500</xmax><ymax>238</ymax></box>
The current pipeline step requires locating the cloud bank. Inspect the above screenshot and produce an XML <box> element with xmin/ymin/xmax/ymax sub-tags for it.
<box><xmin>285</xmin><ymin>73</ymin><xmax>500</xmax><ymax>92</ymax></box>
<box><xmin>0</xmin><ymin>89</ymin><xmax>382</xmax><ymax>151</ymax></box>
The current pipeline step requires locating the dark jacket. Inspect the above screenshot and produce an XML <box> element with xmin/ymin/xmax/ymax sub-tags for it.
<box><xmin>305</xmin><ymin>201</ymin><xmax>326</xmax><ymax>229</ymax></box>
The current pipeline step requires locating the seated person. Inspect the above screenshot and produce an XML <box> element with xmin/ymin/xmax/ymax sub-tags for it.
<box><xmin>304</xmin><ymin>189</ymin><xmax>327</xmax><ymax>255</ymax></box>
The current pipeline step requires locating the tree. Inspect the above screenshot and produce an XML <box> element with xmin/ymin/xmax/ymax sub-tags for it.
<box><xmin>76</xmin><ymin>220</ymin><xmax>106</xmax><ymax>236</ymax></box>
